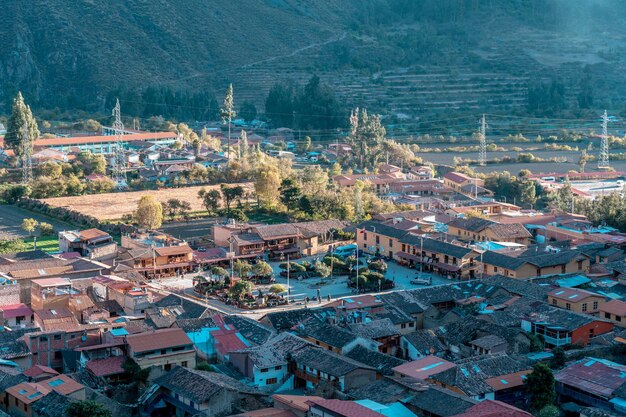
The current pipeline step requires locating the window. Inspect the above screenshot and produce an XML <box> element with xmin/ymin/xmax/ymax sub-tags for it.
<box><xmin>363</xmin><ymin>232</ymin><xmax>367</xmax><ymax>240</ymax></box>
<box><xmin>181</xmin><ymin>361</ymin><xmax>188</xmax><ymax>367</ymax></box>
<box><xmin>494</xmin><ymin>267</ymin><xmax>498</xmax><ymax>273</ymax></box>
<box><xmin>582</xmin><ymin>303</ymin><xmax>588</xmax><ymax>312</ymax></box>
<box><xmin>275</xmin><ymin>366</ymin><xmax>282</xmax><ymax>370</ymax></box>
<box><xmin>401</xmin><ymin>323</ymin><xmax>406</xmax><ymax>329</ymax></box>
<box><xmin>617</xmin><ymin>316</ymin><xmax>622</xmax><ymax>322</ymax></box>
<box><xmin>389</xmin><ymin>239</ymin><xmax>393</xmax><ymax>248</ymax></box>
<box><xmin>593</xmin><ymin>301</ymin><xmax>598</xmax><ymax>310</ymax></box>
<box><xmin>40</xmin><ymin>336</ymin><xmax>48</xmax><ymax>342</ymax></box>
<box><xmin>53</xmin><ymin>335</ymin><xmax>61</xmax><ymax>341</ymax></box>
<box><xmin>565</xmin><ymin>303</ymin><xmax>571</xmax><ymax>311</ymax></box>
<box><xmin>376</xmin><ymin>236</ymin><xmax>380</xmax><ymax>244</ymax></box>
<box><xmin>402</xmin><ymin>244</ymin><xmax>406</xmax><ymax>252</ymax></box>
<box><xmin>266</xmin><ymin>378</ymin><xmax>278</xmax><ymax>385</ymax></box>
<box><xmin>605</xmin><ymin>312</ymin><xmax>611</xmax><ymax>319</ymax></box>
<box><xmin>260</xmin><ymin>368</ymin><xmax>268</xmax><ymax>373</ymax></box>
<box><xmin>409</xmin><ymin>322</ymin><xmax>414</xmax><ymax>327</ymax></box>
<box><xmin>54</xmin><ymin>351</ymin><xmax>62</xmax><ymax>360</ymax></box>
<box><xmin>561</xmin><ymin>265</ymin><xmax>566</xmax><ymax>274</ymax></box>
<box><xmin>552</xmin><ymin>299</ymin><xmax>558</xmax><ymax>306</ymax></box>
<box><xmin>164</xmin><ymin>364</ymin><xmax>172</xmax><ymax>371</ymax></box>
<box><xmin>578</xmin><ymin>260</ymin><xmax>583</xmax><ymax>271</ymax></box>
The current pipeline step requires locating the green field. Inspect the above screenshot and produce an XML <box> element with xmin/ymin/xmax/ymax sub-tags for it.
<box><xmin>23</xmin><ymin>236</ymin><xmax>59</xmax><ymax>252</ymax></box>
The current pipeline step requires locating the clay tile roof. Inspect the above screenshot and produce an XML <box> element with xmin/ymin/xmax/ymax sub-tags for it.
<box><xmin>126</xmin><ymin>328</ymin><xmax>192</xmax><ymax>353</ymax></box>
<box><xmin>443</xmin><ymin>171</ymin><xmax>472</xmax><ymax>184</ymax></box>
<box><xmin>272</xmin><ymin>395</ymin><xmax>325</xmax><ymax>412</ymax></box>
<box><xmin>0</xmin><ymin>304</ymin><xmax>32</xmax><ymax>319</ymax></box>
<box><xmin>599</xmin><ymin>299</ymin><xmax>626</xmax><ymax>317</ymax></box>
<box><xmin>86</xmin><ymin>356</ymin><xmax>126</xmax><ymax>377</ymax></box>
<box><xmin>5</xmin><ymin>382</ymin><xmax>50</xmax><ymax>404</ymax></box>
<box><xmin>41</xmin><ymin>374</ymin><xmax>84</xmax><ymax>396</ymax></box>
<box><xmin>78</xmin><ymin>228</ymin><xmax>110</xmax><ymax>240</ymax></box>
<box><xmin>309</xmin><ymin>399</ymin><xmax>385</xmax><ymax>417</ymax></box>
<box><xmin>23</xmin><ymin>365</ymin><xmax>59</xmax><ymax>378</ymax></box>
<box><xmin>254</xmin><ymin>224</ymin><xmax>302</xmax><ymax>240</ymax></box>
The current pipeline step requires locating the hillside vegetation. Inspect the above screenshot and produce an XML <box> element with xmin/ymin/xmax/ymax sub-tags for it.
<box><xmin>2</xmin><ymin>0</ymin><xmax>626</xmax><ymax>120</ymax></box>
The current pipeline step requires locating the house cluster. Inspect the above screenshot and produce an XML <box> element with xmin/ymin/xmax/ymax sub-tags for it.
<box><xmin>3</xmin><ymin>230</ymin><xmax>626</xmax><ymax>417</ymax></box>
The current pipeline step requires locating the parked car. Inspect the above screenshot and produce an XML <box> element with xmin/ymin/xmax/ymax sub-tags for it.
<box><xmin>410</xmin><ymin>275</ymin><xmax>432</xmax><ymax>286</ymax></box>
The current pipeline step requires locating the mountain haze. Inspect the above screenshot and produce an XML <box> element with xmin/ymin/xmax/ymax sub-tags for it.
<box><xmin>2</xmin><ymin>0</ymin><xmax>626</xmax><ymax>120</ymax></box>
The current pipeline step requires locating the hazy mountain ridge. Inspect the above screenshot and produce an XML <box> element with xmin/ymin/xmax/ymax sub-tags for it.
<box><xmin>2</xmin><ymin>0</ymin><xmax>626</xmax><ymax>117</ymax></box>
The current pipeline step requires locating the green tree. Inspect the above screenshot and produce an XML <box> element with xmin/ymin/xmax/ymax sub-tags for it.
<box><xmin>253</xmin><ymin>261</ymin><xmax>273</xmax><ymax>277</ymax></box>
<box><xmin>265</xmin><ymin>83</ymin><xmax>295</xmax><ymax>127</ymax></box>
<box><xmin>240</xmin><ymin>101</ymin><xmax>257</xmax><ymax>123</ymax></box>
<box><xmin>280</xmin><ymin>178</ymin><xmax>302</xmax><ymax>212</ymax></box>
<box><xmin>538</xmin><ymin>405</ymin><xmax>559</xmax><ymax>417</ymax></box>
<box><xmin>269</xmin><ymin>284</ymin><xmax>286</xmax><ymax>294</ymax></box>
<box><xmin>211</xmin><ymin>266</ymin><xmax>229</xmax><ymax>281</ymax></box>
<box><xmin>221</xmin><ymin>83</ymin><xmax>237</xmax><ymax>158</ymax></box>
<box><xmin>347</xmin><ymin>108</ymin><xmax>386</xmax><ymax>170</ymax></box>
<box><xmin>4</xmin><ymin>92</ymin><xmax>40</xmax><ymax>159</ymax></box>
<box><xmin>38</xmin><ymin>222</ymin><xmax>54</xmax><ymax>236</ymax></box>
<box><xmin>229</xmin><ymin>280</ymin><xmax>253</xmax><ymax>300</ymax></box>
<box><xmin>255</xmin><ymin>162</ymin><xmax>282</xmax><ymax>209</ymax></box>
<box><xmin>2</xmin><ymin>184</ymin><xmax>31</xmax><ymax>204</ymax></box>
<box><xmin>0</xmin><ymin>239</ymin><xmax>29</xmax><ymax>254</ymax></box>
<box><xmin>314</xmin><ymin>260</ymin><xmax>332</xmax><ymax>278</ymax></box>
<box><xmin>578</xmin><ymin>149</ymin><xmax>589</xmax><ymax>173</ymax></box>
<box><xmin>21</xmin><ymin>218</ymin><xmax>38</xmax><ymax>237</ymax></box>
<box><xmin>220</xmin><ymin>184</ymin><xmax>244</xmax><ymax>214</ymax></box>
<box><xmin>198</xmin><ymin>188</ymin><xmax>222</xmax><ymax>215</ymax></box>
<box><xmin>295</xmin><ymin>75</ymin><xmax>343</xmax><ymax>130</ymax></box>
<box><xmin>525</xmin><ymin>363</ymin><xmax>556</xmax><ymax>412</ymax></box>
<box><xmin>122</xmin><ymin>357</ymin><xmax>150</xmax><ymax>385</ymax></box>
<box><xmin>135</xmin><ymin>195</ymin><xmax>163</xmax><ymax>229</ymax></box>
<box><xmin>233</xmin><ymin>259</ymin><xmax>252</xmax><ymax>279</ymax></box>
<box><xmin>38</xmin><ymin>161</ymin><xmax>62</xmax><ymax>179</ymax></box>
<box><xmin>163</xmin><ymin>198</ymin><xmax>190</xmax><ymax>221</ymax></box>
<box><xmin>195</xmin><ymin>362</ymin><xmax>214</xmax><ymax>372</ymax></box>
<box><xmin>549</xmin><ymin>347</ymin><xmax>566</xmax><ymax>369</ymax></box>
<box><xmin>66</xmin><ymin>400</ymin><xmax>112</xmax><ymax>417</ymax></box>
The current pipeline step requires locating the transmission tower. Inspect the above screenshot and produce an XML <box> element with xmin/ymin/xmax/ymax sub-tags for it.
<box><xmin>111</xmin><ymin>99</ymin><xmax>127</xmax><ymax>188</ymax></box>
<box><xmin>598</xmin><ymin>110</ymin><xmax>610</xmax><ymax>170</ymax></box>
<box><xmin>478</xmin><ymin>114</ymin><xmax>487</xmax><ymax>166</ymax></box>
<box><xmin>20</xmin><ymin>124</ymin><xmax>33</xmax><ymax>183</ymax></box>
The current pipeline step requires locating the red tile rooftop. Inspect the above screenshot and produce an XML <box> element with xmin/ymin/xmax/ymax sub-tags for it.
<box><xmin>0</xmin><ymin>303</ymin><xmax>32</xmax><ymax>319</ymax></box>
<box><xmin>392</xmin><ymin>355</ymin><xmax>456</xmax><ymax>380</ymax></box>
<box><xmin>308</xmin><ymin>399</ymin><xmax>385</xmax><ymax>417</ymax></box>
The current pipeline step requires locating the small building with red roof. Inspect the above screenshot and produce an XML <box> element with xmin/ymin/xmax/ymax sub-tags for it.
<box><xmin>0</xmin><ymin>303</ymin><xmax>33</xmax><ymax>328</ymax></box>
<box><xmin>600</xmin><ymin>299</ymin><xmax>626</xmax><ymax>327</ymax></box>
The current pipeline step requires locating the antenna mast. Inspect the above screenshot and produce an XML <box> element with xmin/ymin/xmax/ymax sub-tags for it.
<box><xmin>598</xmin><ymin>110</ymin><xmax>610</xmax><ymax>170</ymax></box>
<box><xmin>20</xmin><ymin>124</ymin><xmax>33</xmax><ymax>183</ymax></box>
<box><xmin>111</xmin><ymin>99</ymin><xmax>127</xmax><ymax>188</ymax></box>
<box><xmin>478</xmin><ymin>114</ymin><xmax>487</xmax><ymax>167</ymax></box>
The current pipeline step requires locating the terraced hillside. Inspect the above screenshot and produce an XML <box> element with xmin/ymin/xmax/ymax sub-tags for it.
<box><xmin>2</xmin><ymin>0</ymin><xmax>626</xmax><ymax>120</ymax></box>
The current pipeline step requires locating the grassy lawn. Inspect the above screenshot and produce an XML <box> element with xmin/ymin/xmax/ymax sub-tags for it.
<box><xmin>23</xmin><ymin>236</ymin><xmax>60</xmax><ymax>252</ymax></box>
<box><xmin>246</xmin><ymin>210</ymin><xmax>290</xmax><ymax>224</ymax></box>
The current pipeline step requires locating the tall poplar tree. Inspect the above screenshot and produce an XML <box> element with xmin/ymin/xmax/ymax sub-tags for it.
<box><xmin>5</xmin><ymin>92</ymin><xmax>40</xmax><ymax>159</ymax></box>
<box><xmin>221</xmin><ymin>84</ymin><xmax>236</xmax><ymax>161</ymax></box>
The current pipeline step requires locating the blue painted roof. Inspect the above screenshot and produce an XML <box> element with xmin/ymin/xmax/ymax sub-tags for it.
<box><xmin>556</xmin><ymin>275</ymin><xmax>591</xmax><ymax>288</ymax></box>
<box><xmin>110</xmin><ymin>328</ymin><xmax>129</xmax><ymax>337</ymax></box>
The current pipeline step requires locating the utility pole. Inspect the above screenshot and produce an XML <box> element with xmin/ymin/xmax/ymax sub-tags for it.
<box><xmin>111</xmin><ymin>99</ymin><xmax>127</xmax><ymax>189</ymax></box>
<box><xmin>598</xmin><ymin>110</ymin><xmax>610</xmax><ymax>169</ymax></box>
<box><xmin>478</xmin><ymin>114</ymin><xmax>487</xmax><ymax>167</ymax></box>
<box><xmin>20</xmin><ymin>124</ymin><xmax>32</xmax><ymax>183</ymax></box>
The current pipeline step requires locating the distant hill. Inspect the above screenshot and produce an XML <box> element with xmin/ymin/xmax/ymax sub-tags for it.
<box><xmin>2</xmin><ymin>0</ymin><xmax>626</xmax><ymax>122</ymax></box>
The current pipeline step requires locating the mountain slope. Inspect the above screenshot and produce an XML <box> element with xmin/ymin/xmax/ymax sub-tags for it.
<box><xmin>2</xmin><ymin>0</ymin><xmax>626</xmax><ymax>120</ymax></box>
